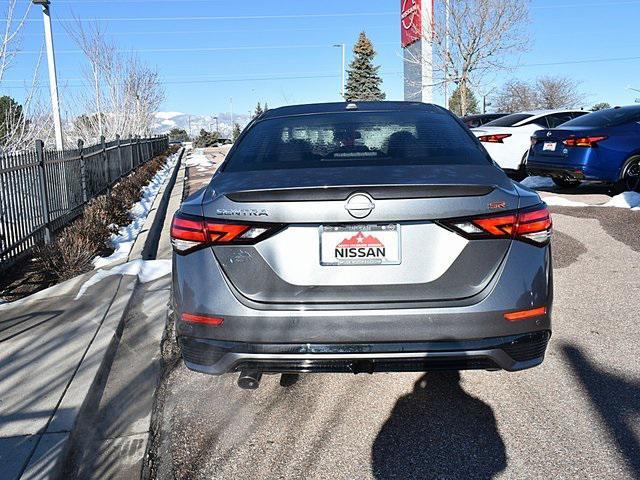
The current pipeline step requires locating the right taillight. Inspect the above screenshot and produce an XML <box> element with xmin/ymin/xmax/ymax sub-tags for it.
<box><xmin>442</xmin><ymin>204</ymin><xmax>552</xmax><ymax>246</ymax></box>
<box><xmin>170</xmin><ymin>212</ymin><xmax>283</xmax><ymax>254</ymax></box>
<box><xmin>562</xmin><ymin>135</ymin><xmax>607</xmax><ymax>147</ymax></box>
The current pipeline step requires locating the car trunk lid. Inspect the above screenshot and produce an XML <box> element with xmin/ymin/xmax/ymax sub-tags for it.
<box><xmin>202</xmin><ymin>165</ymin><xmax>520</xmax><ymax>305</ymax></box>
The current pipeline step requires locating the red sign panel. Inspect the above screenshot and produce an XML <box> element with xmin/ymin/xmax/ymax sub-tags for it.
<box><xmin>401</xmin><ymin>0</ymin><xmax>422</xmax><ymax>48</ymax></box>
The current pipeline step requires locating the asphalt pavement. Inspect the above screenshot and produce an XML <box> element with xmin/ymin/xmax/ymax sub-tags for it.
<box><xmin>148</xmin><ymin>163</ymin><xmax>640</xmax><ymax>480</ymax></box>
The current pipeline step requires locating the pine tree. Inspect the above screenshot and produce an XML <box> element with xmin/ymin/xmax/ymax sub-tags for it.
<box><xmin>344</xmin><ymin>32</ymin><xmax>385</xmax><ymax>101</ymax></box>
<box><xmin>0</xmin><ymin>96</ymin><xmax>24</xmax><ymax>146</ymax></box>
<box><xmin>448</xmin><ymin>84</ymin><xmax>479</xmax><ymax>116</ymax></box>
<box><xmin>232</xmin><ymin>123</ymin><xmax>242</xmax><ymax>142</ymax></box>
<box><xmin>263</xmin><ymin>102</ymin><xmax>269</xmax><ymax>111</ymax></box>
<box><xmin>254</xmin><ymin>102</ymin><xmax>264</xmax><ymax>119</ymax></box>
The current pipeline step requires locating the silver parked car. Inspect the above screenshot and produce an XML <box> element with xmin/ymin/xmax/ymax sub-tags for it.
<box><xmin>170</xmin><ymin>102</ymin><xmax>552</xmax><ymax>389</ymax></box>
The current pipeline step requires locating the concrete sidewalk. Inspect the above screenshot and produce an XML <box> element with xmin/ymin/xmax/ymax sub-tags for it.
<box><xmin>0</xmin><ymin>271</ymin><xmax>138</xmax><ymax>479</ymax></box>
<box><xmin>0</xmin><ymin>149</ymin><xmax>184</xmax><ymax>480</ymax></box>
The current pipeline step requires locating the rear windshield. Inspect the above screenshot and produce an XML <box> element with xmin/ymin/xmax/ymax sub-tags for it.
<box><xmin>483</xmin><ymin>113</ymin><xmax>533</xmax><ymax>127</ymax></box>
<box><xmin>561</xmin><ymin>107</ymin><xmax>640</xmax><ymax>127</ymax></box>
<box><xmin>223</xmin><ymin>110</ymin><xmax>491</xmax><ymax>172</ymax></box>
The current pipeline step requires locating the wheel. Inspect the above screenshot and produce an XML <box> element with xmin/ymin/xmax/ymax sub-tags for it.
<box><xmin>552</xmin><ymin>177</ymin><xmax>581</xmax><ymax>188</ymax></box>
<box><xmin>614</xmin><ymin>156</ymin><xmax>640</xmax><ymax>193</ymax></box>
<box><xmin>510</xmin><ymin>153</ymin><xmax>529</xmax><ymax>182</ymax></box>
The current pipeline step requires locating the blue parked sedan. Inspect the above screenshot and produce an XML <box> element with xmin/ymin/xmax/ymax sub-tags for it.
<box><xmin>526</xmin><ymin>105</ymin><xmax>640</xmax><ymax>192</ymax></box>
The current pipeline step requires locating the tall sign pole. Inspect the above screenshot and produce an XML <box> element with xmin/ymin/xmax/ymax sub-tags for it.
<box><xmin>34</xmin><ymin>0</ymin><xmax>64</xmax><ymax>150</ymax></box>
<box><xmin>401</xmin><ymin>0</ymin><xmax>434</xmax><ymax>103</ymax></box>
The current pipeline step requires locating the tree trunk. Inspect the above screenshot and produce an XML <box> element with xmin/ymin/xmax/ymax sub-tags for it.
<box><xmin>460</xmin><ymin>79</ymin><xmax>468</xmax><ymax>116</ymax></box>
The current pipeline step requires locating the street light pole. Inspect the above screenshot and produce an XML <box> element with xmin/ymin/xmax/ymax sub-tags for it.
<box><xmin>333</xmin><ymin>43</ymin><xmax>346</xmax><ymax>99</ymax></box>
<box><xmin>34</xmin><ymin>0</ymin><xmax>63</xmax><ymax>150</ymax></box>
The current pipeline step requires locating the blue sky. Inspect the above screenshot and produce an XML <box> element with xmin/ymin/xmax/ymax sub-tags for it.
<box><xmin>4</xmin><ymin>0</ymin><xmax>640</xmax><ymax>117</ymax></box>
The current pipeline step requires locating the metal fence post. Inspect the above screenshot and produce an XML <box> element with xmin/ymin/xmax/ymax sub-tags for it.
<box><xmin>136</xmin><ymin>136</ymin><xmax>141</xmax><ymax>168</ymax></box>
<box><xmin>35</xmin><ymin>140</ymin><xmax>52</xmax><ymax>245</ymax></box>
<box><xmin>78</xmin><ymin>139</ymin><xmax>87</xmax><ymax>204</ymax></box>
<box><xmin>116</xmin><ymin>134</ymin><xmax>123</xmax><ymax>177</ymax></box>
<box><xmin>100</xmin><ymin>135</ymin><xmax>109</xmax><ymax>193</ymax></box>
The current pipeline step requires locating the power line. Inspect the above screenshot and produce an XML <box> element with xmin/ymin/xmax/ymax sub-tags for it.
<box><xmin>15</xmin><ymin>11</ymin><xmax>397</xmax><ymax>23</ymax></box>
<box><xmin>25</xmin><ymin>24</ymin><xmax>391</xmax><ymax>37</ymax></box>
<box><xmin>16</xmin><ymin>41</ymin><xmax>398</xmax><ymax>55</ymax></box>
<box><xmin>531</xmin><ymin>0</ymin><xmax>640</xmax><ymax>8</ymax></box>
<box><xmin>517</xmin><ymin>55</ymin><xmax>640</xmax><ymax>67</ymax></box>
<box><xmin>1</xmin><ymin>71</ymin><xmax>404</xmax><ymax>89</ymax></box>
<box><xmin>5</xmin><ymin>52</ymin><xmax>638</xmax><ymax>90</ymax></box>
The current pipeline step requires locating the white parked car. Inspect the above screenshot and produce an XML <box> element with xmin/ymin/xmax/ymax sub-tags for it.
<box><xmin>471</xmin><ymin>109</ymin><xmax>588</xmax><ymax>178</ymax></box>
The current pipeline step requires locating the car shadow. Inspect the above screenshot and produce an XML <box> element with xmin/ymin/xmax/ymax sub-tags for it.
<box><xmin>371</xmin><ymin>371</ymin><xmax>506</xmax><ymax>480</ymax></box>
<box><xmin>562</xmin><ymin>344</ymin><xmax>640</xmax><ymax>478</ymax></box>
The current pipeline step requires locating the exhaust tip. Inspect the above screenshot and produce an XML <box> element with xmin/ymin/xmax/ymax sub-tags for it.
<box><xmin>238</xmin><ymin>370</ymin><xmax>262</xmax><ymax>389</ymax></box>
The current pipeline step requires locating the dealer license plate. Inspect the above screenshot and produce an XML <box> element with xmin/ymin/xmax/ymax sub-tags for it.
<box><xmin>320</xmin><ymin>224</ymin><xmax>401</xmax><ymax>266</ymax></box>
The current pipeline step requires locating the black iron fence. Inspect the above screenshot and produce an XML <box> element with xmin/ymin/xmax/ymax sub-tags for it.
<box><xmin>0</xmin><ymin>135</ymin><xmax>169</xmax><ymax>273</ymax></box>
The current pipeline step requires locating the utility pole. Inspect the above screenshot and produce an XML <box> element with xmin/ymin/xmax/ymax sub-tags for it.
<box><xmin>333</xmin><ymin>43</ymin><xmax>346</xmax><ymax>99</ymax></box>
<box><xmin>33</xmin><ymin>0</ymin><xmax>63</xmax><ymax>150</ymax></box>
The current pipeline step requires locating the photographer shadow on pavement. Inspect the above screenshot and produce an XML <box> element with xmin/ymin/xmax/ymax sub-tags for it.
<box><xmin>372</xmin><ymin>371</ymin><xmax>506</xmax><ymax>480</ymax></box>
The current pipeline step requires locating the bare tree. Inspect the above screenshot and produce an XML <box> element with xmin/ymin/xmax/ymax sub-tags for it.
<box><xmin>406</xmin><ymin>0</ymin><xmax>530</xmax><ymax>115</ymax></box>
<box><xmin>0</xmin><ymin>0</ymin><xmax>31</xmax><ymax>86</ymax></box>
<box><xmin>536</xmin><ymin>75</ymin><xmax>584</xmax><ymax>109</ymax></box>
<box><xmin>65</xmin><ymin>20</ymin><xmax>164</xmax><ymax>143</ymax></box>
<box><xmin>494</xmin><ymin>76</ymin><xmax>584</xmax><ymax>112</ymax></box>
<box><xmin>0</xmin><ymin>2</ymin><xmax>53</xmax><ymax>152</ymax></box>
<box><xmin>493</xmin><ymin>79</ymin><xmax>538</xmax><ymax>112</ymax></box>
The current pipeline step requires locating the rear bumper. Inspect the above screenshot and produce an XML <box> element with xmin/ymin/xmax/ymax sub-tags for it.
<box><xmin>526</xmin><ymin>160</ymin><xmax>616</xmax><ymax>182</ymax></box>
<box><xmin>527</xmin><ymin>163</ymin><xmax>589</xmax><ymax>180</ymax></box>
<box><xmin>179</xmin><ymin>330</ymin><xmax>551</xmax><ymax>375</ymax></box>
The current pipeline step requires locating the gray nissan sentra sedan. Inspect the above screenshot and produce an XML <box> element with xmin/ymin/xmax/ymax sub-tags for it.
<box><xmin>170</xmin><ymin>101</ymin><xmax>552</xmax><ymax>389</ymax></box>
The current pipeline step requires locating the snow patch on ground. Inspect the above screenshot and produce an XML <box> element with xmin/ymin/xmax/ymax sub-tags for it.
<box><xmin>520</xmin><ymin>176</ymin><xmax>555</xmax><ymax>189</ymax></box>
<box><xmin>522</xmin><ymin>176</ymin><xmax>640</xmax><ymax>211</ymax></box>
<box><xmin>184</xmin><ymin>148</ymin><xmax>215</xmax><ymax>173</ymax></box>
<box><xmin>93</xmin><ymin>151</ymin><xmax>180</xmax><ymax>269</ymax></box>
<box><xmin>603</xmin><ymin>191</ymin><xmax>640</xmax><ymax>210</ymax></box>
<box><xmin>75</xmin><ymin>259</ymin><xmax>172</xmax><ymax>300</ymax></box>
<box><xmin>541</xmin><ymin>196</ymin><xmax>590</xmax><ymax>207</ymax></box>
<box><xmin>541</xmin><ymin>191</ymin><xmax>640</xmax><ymax>210</ymax></box>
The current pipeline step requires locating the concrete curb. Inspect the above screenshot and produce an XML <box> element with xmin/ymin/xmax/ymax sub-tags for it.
<box><xmin>128</xmin><ymin>148</ymin><xmax>184</xmax><ymax>262</ymax></box>
<box><xmin>141</xmin><ymin>148</ymin><xmax>184</xmax><ymax>260</ymax></box>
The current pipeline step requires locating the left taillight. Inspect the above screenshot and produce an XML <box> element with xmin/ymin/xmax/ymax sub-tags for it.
<box><xmin>442</xmin><ymin>204</ymin><xmax>552</xmax><ymax>246</ymax></box>
<box><xmin>170</xmin><ymin>212</ymin><xmax>282</xmax><ymax>254</ymax></box>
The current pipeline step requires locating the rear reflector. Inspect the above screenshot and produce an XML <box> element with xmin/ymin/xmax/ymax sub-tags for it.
<box><xmin>181</xmin><ymin>312</ymin><xmax>224</xmax><ymax>326</ymax></box>
<box><xmin>478</xmin><ymin>133</ymin><xmax>512</xmax><ymax>143</ymax></box>
<box><xmin>563</xmin><ymin>135</ymin><xmax>607</xmax><ymax>147</ymax></box>
<box><xmin>443</xmin><ymin>204</ymin><xmax>552</xmax><ymax>246</ymax></box>
<box><xmin>504</xmin><ymin>306</ymin><xmax>547</xmax><ymax>321</ymax></box>
<box><xmin>170</xmin><ymin>212</ymin><xmax>283</xmax><ymax>254</ymax></box>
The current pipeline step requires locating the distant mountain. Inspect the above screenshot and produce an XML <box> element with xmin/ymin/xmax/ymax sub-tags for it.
<box><xmin>153</xmin><ymin>112</ymin><xmax>249</xmax><ymax>138</ymax></box>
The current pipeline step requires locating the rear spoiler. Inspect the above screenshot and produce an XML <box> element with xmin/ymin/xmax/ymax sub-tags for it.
<box><xmin>225</xmin><ymin>185</ymin><xmax>494</xmax><ymax>202</ymax></box>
